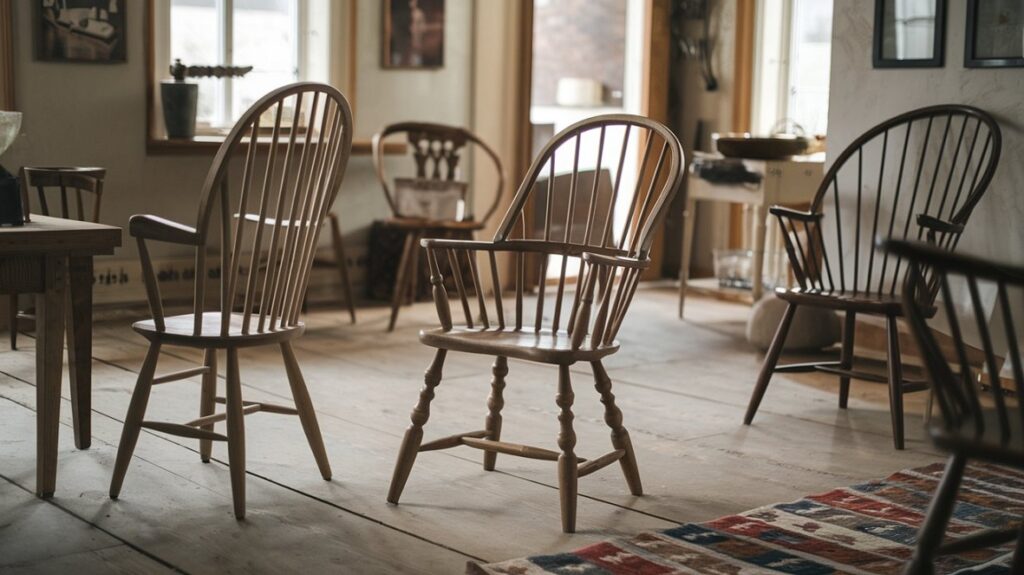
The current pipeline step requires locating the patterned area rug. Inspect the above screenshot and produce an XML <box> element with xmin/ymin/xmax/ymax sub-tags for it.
<box><xmin>470</xmin><ymin>462</ymin><xmax>1023</xmax><ymax>574</ymax></box>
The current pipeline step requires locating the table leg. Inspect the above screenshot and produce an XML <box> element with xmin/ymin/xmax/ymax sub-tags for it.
<box><xmin>751</xmin><ymin>204</ymin><xmax>768</xmax><ymax>303</ymax></box>
<box><xmin>678</xmin><ymin>197</ymin><xmax>697</xmax><ymax>318</ymax></box>
<box><xmin>36</xmin><ymin>256</ymin><xmax>66</xmax><ymax>498</ymax></box>
<box><xmin>66</xmin><ymin>256</ymin><xmax>92</xmax><ymax>450</ymax></box>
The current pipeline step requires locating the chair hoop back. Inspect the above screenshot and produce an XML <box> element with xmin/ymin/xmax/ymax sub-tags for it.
<box><xmin>191</xmin><ymin>82</ymin><xmax>354</xmax><ymax>337</ymax></box>
<box><xmin>781</xmin><ymin>105</ymin><xmax>1001</xmax><ymax>300</ymax></box>
<box><xmin>372</xmin><ymin>121</ymin><xmax>505</xmax><ymax>225</ymax></box>
<box><xmin>889</xmin><ymin>238</ymin><xmax>1024</xmax><ymax>455</ymax></box>
<box><xmin>495</xmin><ymin>114</ymin><xmax>684</xmax><ymax>260</ymax></box>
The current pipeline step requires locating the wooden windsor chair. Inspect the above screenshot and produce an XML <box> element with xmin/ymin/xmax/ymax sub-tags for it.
<box><xmin>743</xmin><ymin>104</ymin><xmax>1001</xmax><ymax>450</ymax></box>
<box><xmin>10</xmin><ymin>167</ymin><xmax>105</xmax><ymax>351</ymax></box>
<box><xmin>372</xmin><ymin>122</ymin><xmax>504</xmax><ymax>331</ymax></box>
<box><xmin>885</xmin><ymin>239</ymin><xmax>1024</xmax><ymax>573</ymax></box>
<box><xmin>108</xmin><ymin>83</ymin><xmax>354</xmax><ymax>519</ymax></box>
<box><xmin>386</xmin><ymin>115</ymin><xmax>684</xmax><ymax>533</ymax></box>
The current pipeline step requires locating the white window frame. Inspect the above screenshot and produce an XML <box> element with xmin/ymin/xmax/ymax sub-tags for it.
<box><xmin>751</xmin><ymin>0</ymin><xmax>831</xmax><ymax>137</ymax></box>
<box><xmin>151</xmin><ymin>0</ymin><xmax>343</xmax><ymax>138</ymax></box>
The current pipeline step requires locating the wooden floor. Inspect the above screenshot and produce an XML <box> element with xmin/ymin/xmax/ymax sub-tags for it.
<box><xmin>0</xmin><ymin>287</ymin><xmax>943</xmax><ymax>574</ymax></box>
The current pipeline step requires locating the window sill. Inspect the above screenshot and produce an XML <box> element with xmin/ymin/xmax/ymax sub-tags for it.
<box><xmin>146</xmin><ymin>136</ymin><xmax>407</xmax><ymax>156</ymax></box>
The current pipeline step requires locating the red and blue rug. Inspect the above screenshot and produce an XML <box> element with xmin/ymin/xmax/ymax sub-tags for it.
<box><xmin>471</xmin><ymin>462</ymin><xmax>1022</xmax><ymax>574</ymax></box>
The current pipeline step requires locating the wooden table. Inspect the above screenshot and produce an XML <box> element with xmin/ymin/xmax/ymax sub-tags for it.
<box><xmin>0</xmin><ymin>215</ymin><xmax>121</xmax><ymax>497</ymax></box>
<box><xmin>678</xmin><ymin>153</ymin><xmax>824</xmax><ymax>317</ymax></box>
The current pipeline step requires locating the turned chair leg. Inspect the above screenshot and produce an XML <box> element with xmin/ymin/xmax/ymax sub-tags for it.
<box><xmin>556</xmin><ymin>364</ymin><xmax>578</xmax><ymax>533</ymax></box>
<box><xmin>199</xmin><ymin>349</ymin><xmax>218</xmax><ymax>463</ymax></box>
<box><xmin>8</xmin><ymin>293</ymin><xmax>17</xmax><ymax>350</ymax></box>
<box><xmin>905</xmin><ymin>454</ymin><xmax>966</xmax><ymax>575</ymax></box>
<box><xmin>387</xmin><ymin>232</ymin><xmax>418</xmax><ymax>332</ymax></box>
<box><xmin>886</xmin><ymin>315</ymin><xmax>906</xmax><ymax>450</ymax></box>
<box><xmin>744</xmin><ymin>302</ymin><xmax>797</xmax><ymax>425</ymax></box>
<box><xmin>224</xmin><ymin>348</ymin><xmax>247</xmax><ymax>519</ymax></box>
<box><xmin>110</xmin><ymin>341</ymin><xmax>162</xmax><ymax>499</ymax></box>
<box><xmin>592</xmin><ymin>361</ymin><xmax>642</xmax><ymax>495</ymax></box>
<box><xmin>838</xmin><ymin>311</ymin><xmax>856</xmax><ymax>408</ymax></box>
<box><xmin>388</xmin><ymin>349</ymin><xmax>446</xmax><ymax>504</ymax></box>
<box><xmin>281</xmin><ymin>341</ymin><xmax>332</xmax><ymax>480</ymax></box>
<box><xmin>483</xmin><ymin>356</ymin><xmax>507</xmax><ymax>471</ymax></box>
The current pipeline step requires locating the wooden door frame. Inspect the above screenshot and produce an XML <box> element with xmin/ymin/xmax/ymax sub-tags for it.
<box><xmin>515</xmin><ymin>0</ymin><xmax>672</xmax><ymax>282</ymax></box>
<box><xmin>729</xmin><ymin>0</ymin><xmax>757</xmax><ymax>248</ymax></box>
<box><xmin>0</xmin><ymin>0</ymin><xmax>14</xmax><ymax>110</ymax></box>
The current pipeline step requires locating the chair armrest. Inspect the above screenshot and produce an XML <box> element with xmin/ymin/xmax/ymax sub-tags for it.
<box><xmin>420</xmin><ymin>238</ymin><xmax>498</xmax><ymax>251</ymax></box>
<box><xmin>768</xmin><ymin>206</ymin><xmax>823</xmax><ymax>222</ymax></box>
<box><xmin>129</xmin><ymin>215</ymin><xmax>201</xmax><ymax>245</ymax></box>
<box><xmin>582</xmin><ymin>252</ymin><xmax>650</xmax><ymax>270</ymax></box>
<box><xmin>917</xmin><ymin>214</ymin><xmax>964</xmax><ymax>235</ymax></box>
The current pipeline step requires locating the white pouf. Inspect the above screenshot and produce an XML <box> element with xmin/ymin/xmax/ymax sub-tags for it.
<box><xmin>746</xmin><ymin>294</ymin><xmax>841</xmax><ymax>351</ymax></box>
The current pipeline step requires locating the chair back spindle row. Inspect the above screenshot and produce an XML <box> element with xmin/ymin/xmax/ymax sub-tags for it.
<box><xmin>777</xmin><ymin>105</ymin><xmax>1000</xmax><ymax>304</ymax></box>
<box><xmin>21</xmin><ymin>167</ymin><xmax>105</xmax><ymax>223</ymax></box>
<box><xmin>422</xmin><ymin>115</ymin><xmax>684</xmax><ymax>352</ymax></box>
<box><xmin>893</xmin><ymin>239</ymin><xmax>1024</xmax><ymax>453</ymax></box>
<box><xmin>187</xmin><ymin>83</ymin><xmax>353</xmax><ymax>337</ymax></box>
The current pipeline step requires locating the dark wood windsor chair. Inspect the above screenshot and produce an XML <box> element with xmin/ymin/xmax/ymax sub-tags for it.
<box><xmin>10</xmin><ymin>166</ymin><xmax>105</xmax><ymax>350</ymax></box>
<box><xmin>744</xmin><ymin>104</ymin><xmax>1001</xmax><ymax>449</ymax></box>
<box><xmin>108</xmin><ymin>83</ymin><xmax>354</xmax><ymax>519</ymax></box>
<box><xmin>372</xmin><ymin>122</ymin><xmax>504</xmax><ymax>331</ymax></box>
<box><xmin>386</xmin><ymin>114</ymin><xmax>684</xmax><ymax>533</ymax></box>
<box><xmin>886</xmin><ymin>239</ymin><xmax>1023</xmax><ymax>573</ymax></box>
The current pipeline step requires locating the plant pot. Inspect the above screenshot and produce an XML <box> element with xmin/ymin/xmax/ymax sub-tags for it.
<box><xmin>161</xmin><ymin>80</ymin><xmax>198</xmax><ymax>140</ymax></box>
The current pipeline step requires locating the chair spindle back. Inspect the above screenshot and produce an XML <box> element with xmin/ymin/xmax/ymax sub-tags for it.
<box><xmin>892</xmin><ymin>239</ymin><xmax>1024</xmax><ymax>450</ymax></box>
<box><xmin>779</xmin><ymin>105</ymin><xmax>1000</xmax><ymax>301</ymax></box>
<box><xmin>424</xmin><ymin>115</ymin><xmax>684</xmax><ymax>350</ymax></box>
<box><xmin>191</xmin><ymin>82</ymin><xmax>353</xmax><ymax>337</ymax></box>
<box><xmin>21</xmin><ymin>167</ymin><xmax>105</xmax><ymax>223</ymax></box>
<box><xmin>373</xmin><ymin>122</ymin><xmax>504</xmax><ymax>225</ymax></box>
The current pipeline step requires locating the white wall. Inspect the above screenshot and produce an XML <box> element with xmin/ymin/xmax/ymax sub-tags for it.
<box><xmin>828</xmin><ymin>0</ymin><xmax>1024</xmax><ymax>265</ymax></box>
<box><xmin>3</xmin><ymin>0</ymin><xmax>474</xmax><ymax>300</ymax></box>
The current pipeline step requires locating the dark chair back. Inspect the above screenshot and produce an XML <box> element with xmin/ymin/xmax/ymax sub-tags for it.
<box><xmin>372</xmin><ymin>122</ymin><xmax>504</xmax><ymax>225</ymax></box>
<box><xmin>890</xmin><ymin>239</ymin><xmax>1024</xmax><ymax>457</ymax></box>
<box><xmin>780</xmin><ymin>106</ymin><xmax>1000</xmax><ymax>301</ymax></box>
<box><xmin>21</xmin><ymin>167</ymin><xmax>105</xmax><ymax>223</ymax></box>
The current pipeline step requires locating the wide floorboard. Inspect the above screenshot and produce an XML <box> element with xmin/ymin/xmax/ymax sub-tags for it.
<box><xmin>0</xmin><ymin>288</ymin><xmax>942</xmax><ymax>573</ymax></box>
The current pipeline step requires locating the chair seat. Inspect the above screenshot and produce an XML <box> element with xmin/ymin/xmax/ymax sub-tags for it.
<box><xmin>777</xmin><ymin>287</ymin><xmax>908</xmax><ymax>315</ymax></box>
<box><xmin>133</xmin><ymin>312</ymin><xmax>304</xmax><ymax>348</ymax></box>
<box><xmin>419</xmin><ymin>327</ymin><xmax>618</xmax><ymax>365</ymax></box>
<box><xmin>384</xmin><ymin>217</ymin><xmax>484</xmax><ymax>232</ymax></box>
<box><xmin>931</xmin><ymin>411</ymin><xmax>1024</xmax><ymax>470</ymax></box>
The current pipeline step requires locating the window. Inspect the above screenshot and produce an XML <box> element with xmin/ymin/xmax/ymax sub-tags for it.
<box><xmin>153</xmin><ymin>0</ymin><xmax>336</xmax><ymax>136</ymax></box>
<box><xmin>752</xmin><ymin>0</ymin><xmax>833</xmax><ymax>137</ymax></box>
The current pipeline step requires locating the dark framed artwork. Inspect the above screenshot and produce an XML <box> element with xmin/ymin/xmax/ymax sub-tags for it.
<box><xmin>965</xmin><ymin>0</ymin><xmax>1024</xmax><ymax>68</ymax></box>
<box><xmin>35</xmin><ymin>0</ymin><xmax>126</xmax><ymax>63</ymax></box>
<box><xmin>872</xmin><ymin>0</ymin><xmax>945</xmax><ymax>68</ymax></box>
<box><xmin>383</xmin><ymin>0</ymin><xmax>444</xmax><ymax>69</ymax></box>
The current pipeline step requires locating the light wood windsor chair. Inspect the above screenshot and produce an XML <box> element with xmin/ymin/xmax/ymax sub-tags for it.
<box><xmin>108</xmin><ymin>83</ymin><xmax>353</xmax><ymax>519</ymax></box>
<box><xmin>372</xmin><ymin>122</ymin><xmax>504</xmax><ymax>331</ymax></box>
<box><xmin>886</xmin><ymin>239</ymin><xmax>1024</xmax><ymax>573</ymax></box>
<box><xmin>10</xmin><ymin>167</ymin><xmax>105</xmax><ymax>351</ymax></box>
<box><xmin>386</xmin><ymin>115</ymin><xmax>684</xmax><ymax>533</ymax></box>
<box><xmin>743</xmin><ymin>105</ymin><xmax>1001</xmax><ymax>449</ymax></box>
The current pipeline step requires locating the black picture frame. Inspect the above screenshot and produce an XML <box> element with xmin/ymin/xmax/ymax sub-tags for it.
<box><xmin>965</xmin><ymin>0</ymin><xmax>1024</xmax><ymax>68</ymax></box>
<box><xmin>872</xmin><ymin>0</ymin><xmax>946</xmax><ymax>68</ymax></box>
<box><xmin>34</xmin><ymin>0</ymin><xmax>127</xmax><ymax>64</ymax></box>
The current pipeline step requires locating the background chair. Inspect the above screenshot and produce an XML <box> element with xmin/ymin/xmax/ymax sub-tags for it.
<box><xmin>743</xmin><ymin>105</ymin><xmax>1001</xmax><ymax>449</ymax></box>
<box><xmin>108</xmin><ymin>83</ymin><xmax>353</xmax><ymax>519</ymax></box>
<box><xmin>386</xmin><ymin>114</ymin><xmax>684</xmax><ymax>533</ymax></box>
<box><xmin>887</xmin><ymin>239</ymin><xmax>1023</xmax><ymax>573</ymax></box>
<box><xmin>372</xmin><ymin>122</ymin><xmax>504</xmax><ymax>331</ymax></box>
<box><xmin>10</xmin><ymin>167</ymin><xmax>105</xmax><ymax>350</ymax></box>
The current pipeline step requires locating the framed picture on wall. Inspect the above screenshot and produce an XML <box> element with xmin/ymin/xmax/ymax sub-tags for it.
<box><xmin>872</xmin><ymin>0</ymin><xmax>946</xmax><ymax>68</ymax></box>
<box><xmin>965</xmin><ymin>0</ymin><xmax>1024</xmax><ymax>68</ymax></box>
<box><xmin>35</xmin><ymin>0</ymin><xmax>126</xmax><ymax>63</ymax></box>
<box><xmin>383</xmin><ymin>0</ymin><xmax>445</xmax><ymax>69</ymax></box>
